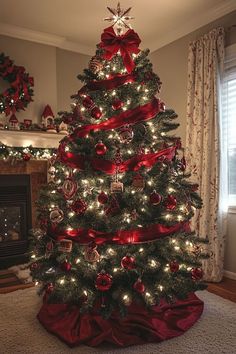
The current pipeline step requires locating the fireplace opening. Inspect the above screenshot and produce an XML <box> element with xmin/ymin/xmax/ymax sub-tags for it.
<box><xmin>0</xmin><ymin>175</ymin><xmax>32</xmax><ymax>269</ymax></box>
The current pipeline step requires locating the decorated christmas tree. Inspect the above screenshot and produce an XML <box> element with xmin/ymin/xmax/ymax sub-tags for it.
<box><xmin>30</xmin><ymin>3</ymin><xmax>208</xmax><ymax>347</ymax></box>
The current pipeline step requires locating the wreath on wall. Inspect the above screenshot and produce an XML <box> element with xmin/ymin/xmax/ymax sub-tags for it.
<box><xmin>0</xmin><ymin>52</ymin><xmax>34</xmax><ymax>116</ymax></box>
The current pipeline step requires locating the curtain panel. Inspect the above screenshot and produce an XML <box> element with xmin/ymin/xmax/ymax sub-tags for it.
<box><xmin>186</xmin><ymin>27</ymin><xmax>225</xmax><ymax>282</ymax></box>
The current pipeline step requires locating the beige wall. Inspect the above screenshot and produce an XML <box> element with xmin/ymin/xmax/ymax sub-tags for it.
<box><xmin>150</xmin><ymin>10</ymin><xmax>236</xmax><ymax>275</ymax></box>
<box><xmin>0</xmin><ymin>35</ymin><xmax>90</xmax><ymax>123</ymax></box>
<box><xmin>56</xmin><ymin>48</ymin><xmax>89</xmax><ymax>112</ymax></box>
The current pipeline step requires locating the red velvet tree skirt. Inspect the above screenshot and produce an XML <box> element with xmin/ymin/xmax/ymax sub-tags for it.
<box><xmin>37</xmin><ymin>293</ymin><xmax>204</xmax><ymax>347</ymax></box>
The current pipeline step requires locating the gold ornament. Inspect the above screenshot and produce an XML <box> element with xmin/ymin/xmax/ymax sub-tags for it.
<box><xmin>89</xmin><ymin>56</ymin><xmax>103</xmax><ymax>73</ymax></box>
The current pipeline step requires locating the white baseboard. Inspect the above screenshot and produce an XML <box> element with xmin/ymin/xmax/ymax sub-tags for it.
<box><xmin>223</xmin><ymin>270</ymin><xmax>236</xmax><ymax>280</ymax></box>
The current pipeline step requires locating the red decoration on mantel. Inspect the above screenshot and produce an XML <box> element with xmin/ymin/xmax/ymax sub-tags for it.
<box><xmin>42</xmin><ymin>104</ymin><xmax>54</xmax><ymax>119</ymax></box>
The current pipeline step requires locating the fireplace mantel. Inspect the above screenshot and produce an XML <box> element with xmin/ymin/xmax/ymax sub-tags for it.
<box><xmin>0</xmin><ymin>130</ymin><xmax>66</xmax><ymax>148</ymax></box>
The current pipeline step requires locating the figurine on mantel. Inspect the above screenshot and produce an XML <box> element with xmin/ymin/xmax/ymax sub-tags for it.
<box><xmin>58</xmin><ymin>121</ymin><xmax>68</xmax><ymax>135</ymax></box>
<box><xmin>41</xmin><ymin>105</ymin><xmax>57</xmax><ymax>133</ymax></box>
<box><xmin>9</xmin><ymin>114</ymin><xmax>20</xmax><ymax>130</ymax></box>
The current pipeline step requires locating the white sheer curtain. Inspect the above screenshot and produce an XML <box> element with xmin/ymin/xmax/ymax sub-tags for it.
<box><xmin>186</xmin><ymin>27</ymin><xmax>225</xmax><ymax>282</ymax></box>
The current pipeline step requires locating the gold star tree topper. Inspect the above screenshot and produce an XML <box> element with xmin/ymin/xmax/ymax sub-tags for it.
<box><xmin>104</xmin><ymin>2</ymin><xmax>134</xmax><ymax>34</ymax></box>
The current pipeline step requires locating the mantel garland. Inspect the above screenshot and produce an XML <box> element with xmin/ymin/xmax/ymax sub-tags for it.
<box><xmin>0</xmin><ymin>142</ymin><xmax>56</xmax><ymax>161</ymax></box>
<box><xmin>0</xmin><ymin>52</ymin><xmax>34</xmax><ymax>116</ymax></box>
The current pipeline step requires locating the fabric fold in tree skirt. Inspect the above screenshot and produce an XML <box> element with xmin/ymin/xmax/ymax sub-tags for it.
<box><xmin>37</xmin><ymin>292</ymin><xmax>204</xmax><ymax>347</ymax></box>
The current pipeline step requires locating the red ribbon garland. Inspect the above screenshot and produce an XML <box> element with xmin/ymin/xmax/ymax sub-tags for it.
<box><xmin>58</xmin><ymin>144</ymin><xmax>176</xmax><ymax>174</ymax></box>
<box><xmin>99</xmin><ymin>26</ymin><xmax>141</xmax><ymax>73</ymax></box>
<box><xmin>78</xmin><ymin>73</ymin><xmax>136</xmax><ymax>95</ymax></box>
<box><xmin>73</xmin><ymin>98</ymin><xmax>162</xmax><ymax>138</ymax></box>
<box><xmin>53</xmin><ymin>221</ymin><xmax>190</xmax><ymax>245</ymax></box>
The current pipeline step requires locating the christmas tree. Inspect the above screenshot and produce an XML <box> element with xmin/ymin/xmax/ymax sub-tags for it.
<box><xmin>30</xmin><ymin>3</ymin><xmax>207</xmax><ymax>347</ymax></box>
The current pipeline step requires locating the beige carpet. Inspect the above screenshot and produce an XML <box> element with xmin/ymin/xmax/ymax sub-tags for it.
<box><xmin>0</xmin><ymin>288</ymin><xmax>235</xmax><ymax>354</ymax></box>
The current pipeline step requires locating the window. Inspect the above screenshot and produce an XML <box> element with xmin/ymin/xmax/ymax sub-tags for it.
<box><xmin>221</xmin><ymin>44</ymin><xmax>236</xmax><ymax>207</ymax></box>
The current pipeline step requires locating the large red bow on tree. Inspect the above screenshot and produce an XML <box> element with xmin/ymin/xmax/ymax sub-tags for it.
<box><xmin>99</xmin><ymin>26</ymin><xmax>141</xmax><ymax>73</ymax></box>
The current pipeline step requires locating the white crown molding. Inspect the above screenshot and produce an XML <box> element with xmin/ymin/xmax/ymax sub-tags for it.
<box><xmin>0</xmin><ymin>0</ymin><xmax>236</xmax><ymax>55</ymax></box>
<box><xmin>0</xmin><ymin>22</ymin><xmax>94</xmax><ymax>56</ymax></box>
<box><xmin>149</xmin><ymin>0</ymin><xmax>236</xmax><ymax>52</ymax></box>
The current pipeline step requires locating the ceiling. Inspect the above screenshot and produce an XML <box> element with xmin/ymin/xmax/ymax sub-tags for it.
<box><xmin>0</xmin><ymin>0</ymin><xmax>235</xmax><ymax>55</ymax></box>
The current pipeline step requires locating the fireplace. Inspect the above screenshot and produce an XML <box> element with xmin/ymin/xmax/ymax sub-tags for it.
<box><xmin>0</xmin><ymin>159</ymin><xmax>48</xmax><ymax>268</ymax></box>
<box><xmin>0</xmin><ymin>175</ymin><xmax>32</xmax><ymax>268</ymax></box>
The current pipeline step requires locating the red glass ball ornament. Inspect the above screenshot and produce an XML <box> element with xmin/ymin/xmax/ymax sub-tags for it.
<box><xmin>121</xmin><ymin>255</ymin><xmax>136</xmax><ymax>270</ymax></box>
<box><xmin>91</xmin><ymin>106</ymin><xmax>102</xmax><ymax>119</ymax></box>
<box><xmin>71</xmin><ymin>199</ymin><xmax>87</xmax><ymax>215</ymax></box>
<box><xmin>97</xmin><ymin>191</ymin><xmax>108</xmax><ymax>204</ymax></box>
<box><xmin>23</xmin><ymin>153</ymin><xmax>31</xmax><ymax>161</ymax></box>
<box><xmin>191</xmin><ymin>267</ymin><xmax>203</xmax><ymax>280</ymax></box>
<box><xmin>166</xmin><ymin>195</ymin><xmax>177</xmax><ymax>210</ymax></box>
<box><xmin>112</xmin><ymin>99</ymin><xmax>124</xmax><ymax>110</ymax></box>
<box><xmin>150</xmin><ymin>191</ymin><xmax>162</xmax><ymax>205</ymax></box>
<box><xmin>82</xmin><ymin>96</ymin><xmax>93</xmax><ymax>108</ymax></box>
<box><xmin>133</xmin><ymin>279</ymin><xmax>145</xmax><ymax>294</ymax></box>
<box><xmin>95</xmin><ymin>141</ymin><xmax>107</xmax><ymax>155</ymax></box>
<box><xmin>169</xmin><ymin>260</ymin><xmax>179</xmax><ymax>273</ymax></box>
<box><xmin>95</xmin><ymin>272</ymin><xmax>112</xmax><ymax>291</ymax></box>
<box><xmin>46</xmin><ymin>283</ymin><xmax>54</xmax><ymax>294</ymax></box>
<box><xmin>30</xmin><ymin>262</ymin><xmax>39</xmax><ymax>271</ymax></box>
<box><xmin>61</xmin><ymin>260</ymin><xmax>72</xmax><ymax>272</ymax></box>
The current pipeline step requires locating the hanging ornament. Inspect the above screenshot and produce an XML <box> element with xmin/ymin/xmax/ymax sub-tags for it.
<box><xmin>82</xmin><ymin>96</ymin><xmax>94</xmax><ymax>109</ymax></box>
<box><xmin>22</xmin><ymin>153</ymin><xmax>31</xmax><ymax>161</ymax></box>
<box><xmin>62</xmin><ymin>177</ymin><xmax>78</xmax><ymax>200</ymax></box>
<box><xmin>118</xmin><ymin>124</ymin><xmax>134</xmax><ymax>144</ymax></box>
<box><xmin>112</xmin><ymin>99</ymin><xmax>124</xmax><ymax>111</ymax></box>
<box><xmin>95</xmin><ymin>141</ymin><xmax>107</xmax><ymax>155</ymax></box>
<box><xmin>114</xmin><ymin>148</ymin><xmax>123</xmax><ymax>165</ymax></box>
<box><xmin>132</xmin><ymin>173</ymin><xmax>145</xmax><ymax>191</ymax></box>
<box><xmin>169</xmin><ymin>260</ymin><xmax>179</xmax><ymax>273</ymax></box>
<box><xmin>133</xmin><ymin>278</ymin><xmax>145</xmax><ymax>294</ymax></box>
<box><xmin>33</xmin><ymin>228</ymin><xmax>45</xmax><ymax>240</ymax></box>
<box><xmin>95</xmin><ymin>271</ymin><xmax>112</xmax><ymax>291</ymax></box>
<box><xmin>110</xmin><ymin>181</ymin><xmax>123</xmax><ymax>193</ymax></box>
<box><xmin>71</xmin><ymin>199</ymin><xmax>87</xmax><ymax>215</ymax></box>
<box><xmin>89</xmin><ymin>56</ymin><xmax>103</xmax><ymax>73</ymax></box>
<box><xmin>98</xmin><ymin>191</ymin><xmax>109</xmax><ymax>204</ymax></box>
<box><xmin>50</xmin><ymin>208</ymin><xmax>64</xmax><ymax>224</ymax></box>
<box><xmin>61</xmin><ymin>260</ymin><xmax>72</xmax><ymax>272</ymax></box>
<box><xmin>45</xmin><ymin>282</ymin><xmax>54</xmax><ymax>294</ymax></box>
<box><xmin>45</xmin><ymin>240</ymin><xmax>54</xmax><ymax>258</ymax></box>
<box><xmin>30</xmin><ymin>262</ymin><xmax>39</xmax><ymax>271</ymax></box>
<box><xmin>91</xmin><ymin>106</ymin><xmax>102</xmax><ymax>119</ymax></box>
<box><xmin>130</xmin><ymin>209</ymin><xmax>138</xmax><ymax>220</ymax></box>
<box><xmin>165</xmin><ymin>195</ymin><xmax>177</xmax><ymax>210</ymax></box>
<box><xmin>110</xmin><ymin>153</ymin><xmax>123</xmax><ymax>193</ymax></box>
<box><xmin>84</xmin><ymin>244</ymin><xmax>100</xmax><ymax>263</ymax></box>
<box><xmin>191</xmin><ymin>267</ymin><xmax>203</xmax><ymax>280</ymax></box>
<box><xmin>58</xmin><ymin>239</ymin><xmax>73</xmax><ymax>253</ymax></box>
<box><xmin>150</xmin><ymin>191</ymin><xmax>162</xmax><ymax>205</ymax></box>
<box><xmin>121</xmin><ymin>255</ymin><xmax>136</xmax><ymax>270</ymax></box>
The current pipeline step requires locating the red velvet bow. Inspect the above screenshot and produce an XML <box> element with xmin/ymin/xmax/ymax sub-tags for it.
<box><xmin>99</xmin><ymin>26</ymin><xmax>141</xmax><ymax>73</ymax></box>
